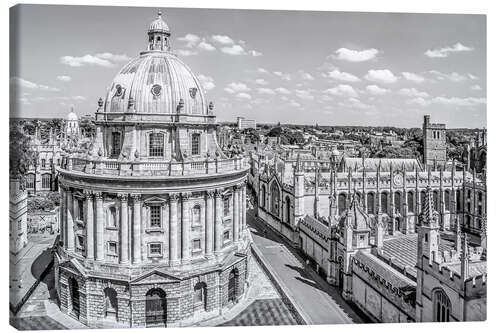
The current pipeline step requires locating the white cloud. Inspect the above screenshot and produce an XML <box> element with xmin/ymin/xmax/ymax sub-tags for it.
<box><xmin>428</xmin><ymin>70</ymin><xmax>469</xmax><ymax>82</ymax></box>
<box><xmin>224</xmin><ymin>82</ymin><xmax>251</xmax><ymax>94</ymax></box>
<box><xmin>235</xmin><ymin>92</ymin><xmax>252</xmax><ymax>100</ymax></box>
<box><xmin>221</xmin><ymin>44</ymin><xmax>246</xmax><ymax>55</ymax></box>
<box><xmin>197</xmin><ymin>74</ymin><xmax>216</xmax><ymax>91</ymax></box>
<box><xmin>255</xmin><ymin>79</ymin><xmax>268</xmax><ymax>85</ymax></box>
<box><xmin>299</xmin><ymin>71</ymin><xmax>314</xmax><ymax>81</ymax></box>
<box><xmin>325</xmin><ymin>84</ymin><xmax>358</xmax><ymax>97</ymax></box>
<box><xmin>257</xmin><ymin>88</ymin><xmax>276</xmax><ymax>95</ymax></box>
<box><xmin>60</xmin><ymin>53</ymin><xmax>130</xmax><ymax>67</ymax></box>
<box><xmin>257</xmin><ymin>68</ymin><xmax>269</xmax><ymax>74</ymax></box>
<box><xmin>399</xmin><ymin>88</ymin><xmax>429</xmax><ymax>98</ymax></box>
<box><xmin>287</xmin><ymin>100</ymin><xmax>301</xmax><ymax>108</ymax></box>
<box><xmin>468</xmin><ymin>73</ymin><xmax>479</xmax><ymax>80</ymax></box>
<box><xmin>57</xmin><ymin>75</ymin><xmax>72</xmax><ymax>82</ymax></box>
<box><xmin>212</xmin><ymin>35</ymin><xmax>235</xmax><ymax>45</ymax></box>
<box><xmin>275</xmin><ymin>87</ymin><xmax>292</xmax><ymax>95</ymax></box>
<box><xmin>295</xmin><ymin>89</ymin><xmax>314</xmax><ymax>100</ymax></box>
<box><xmin>177</xmin><ymin>34</ymin><xmax>201</xmax><ymax>48</ymax></box>
<box><xmin>334</xmin><ymin>48</ymin><xmax>379</xmax><ymax>62</ymax></box>
<box><xmin>366</xmin><ymin>85</ymin><xmax>390</xmax><ymax>95</ymax></box>
<box><xmin>407</xmin><ymin>96</ymin><xmax>486</xmax><ymax>107</ymax></box>
<box><xmin>327</xmin><ymin>69</ymin><xmax>361</xmax><ymax>82</ymax></box>
<box><xmin>364</xmin><ymin>69</ymin><xmax>398</xmax><ymax>84</ymax></box>
<box><xmin>248</xmin><ymin>50</ymin><xmax>263</xmax><ymax>57</ymax></box>
<box><xmin>407</xmin><ymin>97</ymin><xmax>430</xmax><ymax>107</ymax></box>
<box><xmin>471</xmin><ymin>84</ymin><xmax>482</xmax><ymax>91</ymax></box>
<box><xmin>425</xmin><ymin>42</ymin><xmax>474</xmax><ymax>58</ymax></box>
<box><xmin>402</xmin><ymin>72</ymin><xmax>425</xmax><ymax>83</ymax></box>
<box><xmin>273</xmin><ymin>71</ymin><xmax>291</xmax><ymax>81</ymax></box>
<box><xmin>198</xmin><ymin>40</ymin><xmax>216</xmax><ymax>51</ymax></box>
<box><xmin>177</xmin><ymin>49</ymin><xmax>198</xmax><ymax>56</ymax></box>
<box><xmin>10</xmin><ymin>77</ymin><xmax>60</xmax><ymax>92</ymax></box>
<box><xmin>339</xmin><ymin>97</ymin><xmax>372</xmax><ymax>110</ymax></box>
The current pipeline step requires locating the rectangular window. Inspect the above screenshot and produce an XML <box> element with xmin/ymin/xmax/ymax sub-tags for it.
<box><xmin>149</xmin><ymin>133</ymin><xmax>164</xmax><ymax>157</ymax></box>
<box><xmin>223</xmin><ymin>230</ymin><xmax>230</xmax><ymax>241</ymax></box>
<box><xmin>149</xmin><ymin>243</ymin><xmax>162</xmax><ymax>257</ymax></box>
<box><xmin>193</xmin><ymin>239</ymin><xmax>201</xmax><ymax>250</ymax></box>
<box><xmin>78</xmin><ymin>200</ymin><xmax>84</xmax><ymax>221</ymax></box>
<box><xmin>150</xmin><ymin>206</ymin><xmax>161</xmax><ymax>228</ymax></box>
<box><xmin>111</xmin><ymin>132</ymin><xmax>121</xmax><ymax>157</ymax></box>
<box><xmin>192</xmin><ymin>133</ymin><xmax>200</xmax><ymax>156</ymax></box>
<box><xmin>41</xmin><ymin>159</ymin><xmax>46</xmax><ymax>168</ymax></box>
<box><xmin>108</xmin><ymin>242</ymin><xmax>117</xmax><ymax>255</ymax></box>
<box><xmin>224</xmin><ymin>197</ymin><xmax>230</xmax><ymax>217</ymax></box>
<box><xmin>57</xmin><ymin>158</ymin><xmax>60</xmax><ymax>166</ymax></box>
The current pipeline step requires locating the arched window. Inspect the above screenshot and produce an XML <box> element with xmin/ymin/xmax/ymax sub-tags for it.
<box><xmin>111</xmin><ymin>132</ymin><xmax>121</xmax><ymax>157</ymax></box>
<box><xmin>191</xmin><ymin>133</ymin><xmax>201</xmax><ymax>156</ymax></box>
<box><xmin>108</xmin><ymin>207</ymin><xmax>117</xmax><ymax>227</ymax></box>
<box><xmin>42</xmin><ymin>174</ymin><xmax>51</xmax><ymax>189</ymax></box>
<box><xmin>408</xmin><ymin>192</ymin><xmax>415</xmax><ymax>213</ymax></box>
<box><xmin>192</xmin><ymin>205</ymin><xmax>201</xmax><ymax>226</ymax></box>
<box><xmin>285</xmin><ymin>197</ymin><xmax>291</xmax><ymax>224</ymax></box>
<box><xmin>421</xmin><ymin>191</ymin><xmax>426</xmax><ymax>212</ymax></box>
<box><xmin>381</xmin><ymin>192</ymin><xmax>388</xmax><ymax>214</ymax></box>
<box><xmin>228</xmin><ymin>268</ymin><xmax>239</xmax><ymax>302</ymax></box>
<box><xmin>270</xmin><ymin>182</ymin><xmax>280</xmax><ymax>217</ymax></box>
<box><xmin>394</xmin><ymin>192</ymin><xmax>402</xmax><ymax>214</ymax></box>
<box><xmin>338</xmin><ymin>193</ymin><xmax>347</xmax><ymax>214</ymax></box>
<box><xmin>194</xmin><ymin>282</ymin><xmax>207</xmax><ymax>311</ymax></box>
<box><xmin>445</xmin><ymin>191</ymin><xmax>451</xmax><ymax>211</ymax></box>
<box><xmin>69</xmin><ymin>278</ymin><xmax>80</xmax><ymax>318</ymax></box>
<box><xmin>149</xmin><ymin>133</ymin><xmax>164</xmax><ymax>157</ymax></box>
<box><xmin>260</xmin><ymin>185</ymin><xmax>266</xmax><ymax>208</ymax></box>
<box><xmin>104</xmin><ymin>288</ymin><xmax>118</xmax><ymax>321</ymax></box>
<box><xmin>434</xmin><ymin>289</ymin><xmax>451</xmax><ymax>322</ymax></box>
<box><xmin>433</xmin><ymin>191</ymin><xmax>439</xmax><ymax>211</ymax></box>
<box><xmin>41</xmin><ymin>159</ymin><xmax>46</xmax><ymax>168</ymax></box>
<box><xmin>367</xmin><ymin>192</ymin><xmax>375</xmax><ymax>214</ymax></box>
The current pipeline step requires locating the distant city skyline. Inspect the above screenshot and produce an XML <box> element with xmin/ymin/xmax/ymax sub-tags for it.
<box><xmin>10</xmin><ymin>4</ymin><xmax>486</xmax><ymax>128</ymax></box>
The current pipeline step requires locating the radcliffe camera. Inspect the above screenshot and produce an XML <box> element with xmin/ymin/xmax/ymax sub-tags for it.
<box><xmin>9</xmin><ymin>4</ymin><xmax>486</xmax><ymax>329</ymax></box>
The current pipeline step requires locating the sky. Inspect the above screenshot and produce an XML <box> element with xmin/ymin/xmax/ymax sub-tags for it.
<box><xmin>10</xmin><ymin>4</ymin><xmax>486</xmax><ymax>128</ymax></box>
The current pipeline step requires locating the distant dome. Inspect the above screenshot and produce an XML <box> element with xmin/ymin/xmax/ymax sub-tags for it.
<box><xmin>149</xmin><ymin>10</ymin><xmax>170</xmax><ymax>33</ymax></box>
<box><xmin>67</xmin><ymin>111</ymin><xmax>78</xmax><ymax>121</ymax></box>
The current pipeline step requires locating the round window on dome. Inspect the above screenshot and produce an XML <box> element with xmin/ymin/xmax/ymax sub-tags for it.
<box><xmin>151</xmin><ymin>84</ymin><xmax>162</xmax><ymax>97</ymax></box>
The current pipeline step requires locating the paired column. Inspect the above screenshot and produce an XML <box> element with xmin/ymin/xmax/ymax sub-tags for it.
<box><xmin>119</xmin><ymin>194</ymin><xmax>129</xmax><ymax>264</ymax></box>
<box><xmin>181</xmin><ymin>192</ymin><xmax>191</xmax><ymax>263</ymax></box>
<box><xmin>205</xmin><ymin>190</ymin><xmax>214</xmax><ymax>257</ymax></box>
<box><xmin>85</xmin><ymin>190</ymin><xmax>94</xmax><ymax>259</ymax></box>
<box><xmin>233</xmin><ymin>186</ymin><xmax>240</xmax><ymax>242</ymax></box>
<box><xmin>214</xmin><ymin>190</ymin><xmax>222</xmax><ymax>253</ymax></box>
<box><xmin>132</xmin><ymin>194</ymin><xmax>142</xmax><ymax>264</ymax></box>
<box><xmin>66</xmin><ymin>188</ymin><xmax>75</xmax><ymax>251</ymax></box>
<box><xmin>95</xmin><ymin>192</ymin><xmax>104</xmax><ymax>261</ymax></box>
<box><xmin>60</xmin><ymin>187</ymin><xmax>66</xmax><ymax>246</ymax></box>
<box><xmin>169</xmin><ymin>194</ymin><xmax>179</xmax><ymax>265</ymax></box>
<box><xmin>241</xmin><ymin>184</ymin><xmax>247</xmax><ymax>237</ymax></box>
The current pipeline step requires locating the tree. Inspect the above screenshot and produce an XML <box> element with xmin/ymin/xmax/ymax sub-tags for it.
<box><xmin>10</xmin><ymin>121</ymin><xmax>38</xmax><ymax>188</ymax></box>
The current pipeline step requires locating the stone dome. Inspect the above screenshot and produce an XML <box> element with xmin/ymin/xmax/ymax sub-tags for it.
<box><xmin>148</xmin><ymin>10</ymin><xmax>170</xmax><ymax>33</ymax></box>
<box><xmin>103</xmin><ymin>52</ymin><xmax>207</xmax><ymax>115</ymax></box>
<box><xmin>67</xmin><ymin>110</ymin><xmax>78</xmax><ymax>121</ymax></box>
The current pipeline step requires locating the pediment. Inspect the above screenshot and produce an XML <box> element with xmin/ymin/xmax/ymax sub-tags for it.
<box><xmin>59</xmin><ymin>257</ymin><xmax>87</xmax><ymax>277</ymax></box>
<box><xmin>131</xmin><ymin>269</ymin><xmax>181</xmax><ymax>285</ymax></box>
<box><xmin>143</xmin><ymin>196</ymin><xmax>167</xmax><ymax>205</ymax></box>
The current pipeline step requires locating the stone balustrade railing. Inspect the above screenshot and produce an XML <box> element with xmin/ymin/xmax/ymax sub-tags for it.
<box><xmin>61</xmin><ymin>155</ymin><xmax>248</xmax><ymax>177</ymax></box>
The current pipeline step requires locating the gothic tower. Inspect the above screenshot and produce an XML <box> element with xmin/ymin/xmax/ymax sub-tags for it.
<box><xmin>423</xmin><ymin>115</ymin><xmax>447</xmax><ymax>168</ymax></box>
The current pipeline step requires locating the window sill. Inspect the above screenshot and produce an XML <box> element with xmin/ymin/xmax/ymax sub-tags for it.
<box><xmin>106</xmin><ymin>226</ymin><xmax>118</xmax><ymax>231</ymax></box>
<box><xmin>107</xmin><ymin>253</ymin><xmax>118</xmax><ymax>257</ymax></box>
<box><xmin>145</xmin><ymin>228</ymin><xmax>164</xmax><ymax>233</ymax></box>
<box><xmin>148</xmin><ymin>254</ymin><xmax>163</xmax><ymax>258</ymax></box>
<box><xmin>191</xmin><ymin>224</ymin><xmax>202</xmax><ymax>229</ymax></box>
<box><xmin>192</xmin><ymin>249</ymin><xmax>203</xmax><ymax>255</ymax></box>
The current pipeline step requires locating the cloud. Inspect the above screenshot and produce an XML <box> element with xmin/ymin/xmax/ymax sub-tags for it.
<box><xmin>197</xmin><ymin>74</ymin><xmax>216</xmax><ymax>91</ymax></box>
<box><xmin>257</xmin><ymin>68</ymin><xmax>269</xmax><ymax>74</ymax></box>
<box><xmin>248</xmin><ymin>50</ymin><xmax>263</xmax><ymax>57</ymax></box>
<box><xmin>407</xmin><ymin>96</ymin><xmax>486</xmax><ymax>107</ymax></box>
<box><xmin>255</xmin><ymin>79</ymin><xmax>269</xmax><ymax>85</ymax></box>
<box><xmin>327</xmin><ymin>69</ymin><xmax>361</xmax><ymax>82</ymax></box>
<box><xmin>471</xmin><ymin>84</ymin><xmax>482</xmax><ymax>91</ymax></box>
<box><xmin>402</xmin><ymin>72</ymin><xmax>425</xmax><ymax>83</ymax></box>
<box><xmin>273</xmin><ymin>71</ymin><xmax>291</xmax><ymax>81</ymax></box>
<box><xmin>425</xmin><ymin>42</ymin><xmax>474</xmax><ymax>58</ymax></box>
<box><xmin>257</xmin><ymin>88</ymin><xmax>276</xmax><ymax>95</ymax></box>
<box><xmin>212</xmin><ymin>35</ymin><xmax>235</xmax><ymax>45</ymax></box>
<box><xmin>366</xmin><ymin>85</ymin><xmax>390</xmax><ymax>95</ymax></box>
<box><xmin>334</xmin><ymin>48</ymin><xmax>379</xmax><ymax>62</ymax></box>
<box><xmin>177</xmin><ymin>34</ymin><xmax>201</xmax><ymax>48</ymax></box>
<box><xmin>364</xmin><ymin>69</ymin><xmax>398</xmax><ymax>84</ymax></box>
<box><xmin>295</xmin><ymin>89</ymin><xmax>314</xmax><ymax>100</ymax></box>
<box><xmin>325</xmin><ymin>84</ymin><xmax>358</xmax><ymax>97</ymax></box>
<box><xmin>287</xmin><ymin>100</ymin><xmax>301</xmax><ymax>108</ymax></box>
<box><xmin>399</xmin><ymin>88</ymin><xmax>429</xmax><ymax>98</ymax></box>
<box><xmin>177</xmin><ymin>49</ymin><xmax>198</xmax><ymax>56</ymax></box>
<box><xmin>235</xmin><ymin>92</ymin><xmax>252</xmax><ymax>100</ymax></box>
<box><xmin>60</xmin><ymin>53</ymin><xmax>130</xmax><ymax>67</ymax></box>
<box><xmin>221</xmin><ymin>44</ymin><xmax>246</xmax><ymax>55</ymax></box>
<box><xmin>428</xmin><ymin>70</ymin><xmax>470</xmax><ymax>82</ymax></box>
<box><xmin>224</xmin><ymin>82</ymin><xmax>251</xmax><ymax>94</ymax></box>
<box><xmin>339</xmin><ymin>97</ymin><xmax>372</xmax><ymax>110</ymax></box>
<box><xmin>198</xmin><ymin>40</ymin><xmax>216</xmax><ymax>51</ymax></box>
<box><xmin>299</xmin><ymin>71</ymin><xmax>314</xmax><ymax>81</ymax></box>
<box><xmin>10</xmin><ymin>77</ymin><xmax>60</xmax><ymax>92</ymax></box>
<box><xmin>57</xmin><ymin>75</ymin><xmax>72</xmax><ymax>82</ymax></box>
<box><xmin>275</xmin><ymin>87</ymin><xmax>292</xmax><ymax>95</ymax></box>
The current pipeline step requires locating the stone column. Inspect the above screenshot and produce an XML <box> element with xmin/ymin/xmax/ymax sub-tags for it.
<box><xmin>85</xmin><ymin>190</ymin><xmax>94</xmax><ymax>259</ymax></box>
<box><xmin>132</xmin><ymin>194</ymin><xmax>142</xmax><ymax>264</ymax></box>
<box><xmin>119</xmin><ymin>194</ymin><xmax>129</xmax><ymax>264</ymax></box>
<box><xmin>205</xmin><ymin>190</ymin><xmax>214</xmax><ymax>258</ymax></box>
<box><xmin>66</xmin><ymin>188</ymin><xmax>75</xmax><ymax>251</ymax></box>
<box><xmin>214</xmin><ymin>189</ymin><xmax>223</xmax><ymax>253</ymax></box>
<box><xmin>241</xmin><ymin>184</ymin><xmax>247</xmax><ymax>237</ymax></box>
<box><xmin>60</xmin><ymin>187</ymin><xmax>66</xmax><ymax>246</ymax></box>
<box><xmin>169</xmin><ymin>193</ymin><xmax>180</xmax><ymax>265</ymax></box>
<box><xmin>181</xmin><ymin>192</ymin><xmax>191</xmax><ymax>263</ymax></box>
<box><xmin>95</xmin><ymin>192</ymin><xmax>104</xmax><ymax>261</ymax></box>
<box><xmin>232</xmin><ymin>186</ymin><xmax>239</xmax><ymax>242</ymax></box>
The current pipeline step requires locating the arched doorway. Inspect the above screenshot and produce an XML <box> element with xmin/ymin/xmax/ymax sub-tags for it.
<box><xmin>145</xmin><ymin>288</ymin><xmax>167</xmax><ymax>327</ymax></box>
<box><xmin>228</xmin><ymin>268</ymin><xmax>239</xmax><ymax>303</ymax></box>
<box><xmin>69</xmin><ymin>278</ymin><xmax>80</xmax><ymax>318</ymax></box>
<box><xmin>104</xmin><ymin>288</ymin><xmax>118</xmax><ymax>321</ymax></box>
